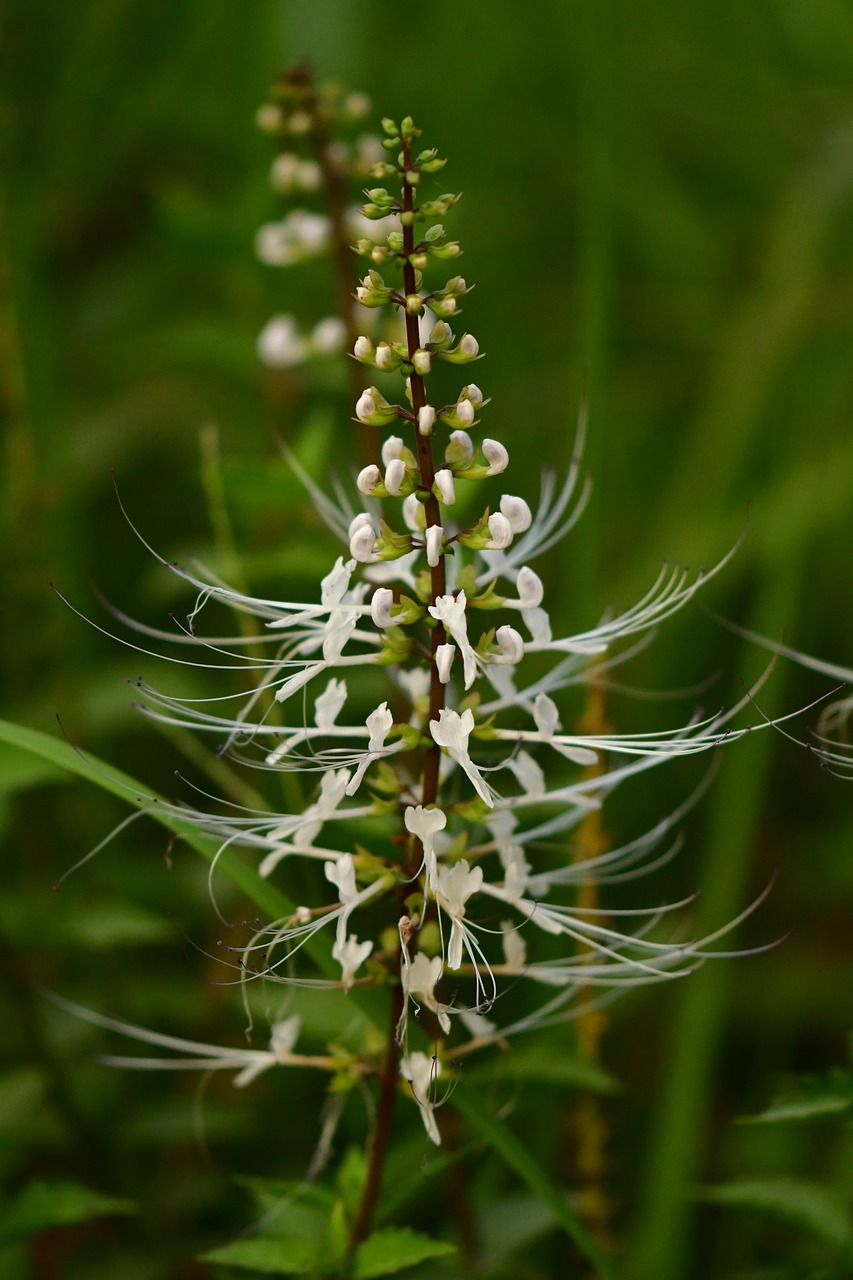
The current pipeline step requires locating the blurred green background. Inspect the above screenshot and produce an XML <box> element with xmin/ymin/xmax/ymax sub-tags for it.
<box><xmin>2</xmin><ymin>2</ymin><xmax>853</xmax><ymax>1277</ymax></box>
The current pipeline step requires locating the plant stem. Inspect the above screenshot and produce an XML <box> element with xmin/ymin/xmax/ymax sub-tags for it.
<box><xmin>347</xmin><ymin>984</ymin><xmax>405</xmax><ymax>1252</ymax></box>
<box><xmin>349</xmin><ymin>131</ymin><xmax>449</xmax><ymax>1254</ymax></box>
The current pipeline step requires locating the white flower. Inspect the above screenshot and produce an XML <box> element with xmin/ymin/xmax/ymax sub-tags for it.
<box><xmin>257</xmin><ymin>315</ymin><xmax>306</xmax><ymax>368</ymax></box>
<box><xmin>345</xmin><ymin>702</ymin><xmax>394</xmax><ymax>794</ymax></box>
<box><xmin>495</xmin><ymin>625</ymin><xmax>524</xmax><ymax>665</ymax></box>
<box><xmin>429</xmin><ymin>707</ymin><xmax>494</xmax><ymax>807</ymax></box>
<box><xmin>447</xmin><ymin>430</ymin><xmax>473</xmax><ymax>463</ymax></box>
<box><xmin>332</xmin><ymin>934</ymin><xmax>373</xmax><ymax>991</ymax></box>
<box><xmin>434</xmin><ymin>468</ymin><xmax>456</xmax><ymax>505</ymax></box>
<box><xmin>370</xmin><ymin>587</ymin><xmax>394</xmax><ymax>628</ymax></box>
<box><xmin>325</xmin><ymin>851</ymin><xmax>359</xmax><ymax>947</ymax></box>
<box><xmin>412</xmin><ymin>349</ymin><xmax>431</xmax><ymax>374</ymax></box>
<box><xmin>311</xmin><ymin>316</ymin><xmax>346</xmax><ymax>354</ymax></box>
<box><xmin>402</xmin><ymin>493</ymin><xmax>424</xmax><ymax>532</ymax></box>
<box><xmin>381</xmin><ymin>435</ymin><xmax>405</xmax><ymax>467</ymax></box>
<box><xmin>486</xmin><ymin>512</ymin><xmax>513</xmax><ymax>550</ymax></box>
<box><xmin>314</xmin><ymin>678</ymin><xmax>348</xmax><ymax>730</ymax></box>
<box><xmin>533</xmin><ymin>692</ymin><xmax>561</xmax><ymax>738</ymax></box>
<box><xmin>500</xmin><ymin>495</ymin><xmax>533</xmax><ymax>534</ymax></box>
<box><xmin>515</xmin><ymin>566</ymin><xmax>544</xmax><ymax>609</ymax></box>
<box><xmin>400</xmin><ymin>1052</ymin><xmax>441</xmax><ymax>1145</ymax></box>
<box><xmin>403</xmin><ymin>952</ymin><xmax>450</xmax><ymax>1033</ymax></box>
<box><xmin>418</xmin><ymin>405</ymin><xmax>436</xmax><ymax>436</ymax></box>
<box><xmin>384</xmin><ymin>458</ymin><xmax>406</xmax><ymax>496</ymax></box>
<box><xmin>353</xmin><ymin>335</ymin><xmax>374</xmax><ymax>360</ymax></box>
<box><xmin>435</xmin><ymin>643</ymin><xmax>455</xmax><ymax>684</ymax></box>
<box><xmin>234</xmin><ymin>1016</ymin><xmax>301</xmax><ymax>1087</ymax></box>
<box><xmin>456</xmin><ymin>399</ymin><xmax>475</xmax><ymax>426</ymax></box>
<box><xmin>482</xmin><ymin>438</ymin><xmax>509</xmax><ymax>475</ymax></box>
<box><xmin>459</xmin><ymin>333</ymin><xmax>479</xmax><ymax>357</ymax></box>
<box><xmin>375</xmin><ymin>343</ymin><xmax>393</xmax><ymax>370</ymax></box>
<box><xmin>508</xmin><ymin>749</ymin><xmax>545</xmax><ymax>798</ymax></box>
<box><xmin>428</xmin><ymin>591</ymin><xmax>478</xmax><ymax>689</ymax></box>
<box><xmin>349</xmin><ymin>519</ymin><xmax>378</xmax><ymax>562</ymax></box>
<box><xmin>404</xmin><ymin>804</ymin><xmax>447</xmax><ymax>894</ymax></box>
<box><xmin>355</xmin><ymin>389</ymin><xmax>377</xmax><ymax>422</ymax></box>
<box><xmin>501</xmin><ymin>922</ymin><xmax>527</xmax><ymax>972</ymax></box>
<box><xmin>436</xmin><ymin>860</ymin><xmax>484</xmax><ymax>970</ymax></box>
<box><xmin>463</xmin><ymin>383</ymin><xmax>484</xmax><ymax>406</ymax></box>
<box><xmin>357</xmin><ymin>464</ymin><xmax>380</xmax><ymax>495</ymax></box>
<box><xmin>425</xmin><ymin>525</ymin><xmax>443</xmax><ymax>568</ymax></box>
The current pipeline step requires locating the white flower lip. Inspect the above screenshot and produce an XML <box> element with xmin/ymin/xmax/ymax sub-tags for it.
<box><xmin>425</xmin><ymin>525</ymin><xmax>443</xmax><ymax>567</ymax></box>
<box><xmin>384</xmin><ymin>457</ymin><xmax>407</xmax><ymax>496</ymax></box>
<box><xmin>486</xmin><ymin>512</ymin><xmax>513</xmax><ymax>550</ymax></box>
<box><xmin>482</xmin><ymin>438</ymin><xmax>509</xmax><ymax>474</ymax></box>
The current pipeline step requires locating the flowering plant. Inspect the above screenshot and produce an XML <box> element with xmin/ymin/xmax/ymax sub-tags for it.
<box><xmin>29</xmin><ymin>91</ymin><xmax>826</xmax><ymax>1277</ymax></box>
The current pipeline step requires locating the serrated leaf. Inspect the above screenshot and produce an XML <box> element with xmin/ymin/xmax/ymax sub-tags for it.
<box><xmin>352</xmin><ymin>1227</ymin><xmax>456</xmax><ymax>1278</ymax></box>
<box><xmin>201</xmin><ymin>1235</ymin><xmax>316</xmax><ymax>1274</ymax></box>
<box><xmin>0</xmin><ymin>1179</ymin><xmax>134</xmax><ymax>1243</ymax></box>
<box><xmin>696</xmin><ymin>1178</ymin><xmax>853</xmax><ymax>1249</ymax></box>
<box><xmin>739</xmin><ymin>1071</ymin><xmax>853</xmax><ymax>1125</ymax></box>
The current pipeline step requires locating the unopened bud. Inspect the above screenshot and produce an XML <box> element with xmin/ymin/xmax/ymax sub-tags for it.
<box><xmin>456</xmin><ymin>399</ymin><xmax>475</xmax><ymax>426</ymax></box>
<box><xmin>406</xmin><ymin>294</ymin><xmax>424</xmax><ymax>315</ymax></box>
<box><xmin>357</xmin><ymin>464</ymin><xmax>380</xmax><ymax>495</ymax></box>
<box><xmin>459</xmin><ymin>333</ymin><xmax>479</xmax><ymax>357</ymax></box>
<box><xmin>350</xmin><ymin>521</ymin><xmax>378</xmax><ymax>563</ymax></box>
<box><xmin>384</xmin><ymin>458</ymin><xmax>406</xmax><ymax>496</ymax></box>
<box><xmin>353</xmin><ymin>335</ymin><xmax>374</xmax><ymax>360</ymax></box>
<box><xmin>425</xmin><ymin>525</ymin><xmax>444</xmax><ymax>567</ymax></box>
<box><xmin>433</xmin><ymin>469</ymin><xmax>456</xmax><ymax>505</ymax></box>
<box><xmin>463</xmin><ymin>383</ymin><xmax>484</xmax><ymax>406</ymax></box>
<box><xmin>418</xmin><ymin>405</ymin><xmax>436</xmax><ymax>436</ymax></box>
<box><xmin>375</xmin><ymin>343</ymin><xmax>393</xmax><ymax>371</ymax></box>
<box><xmin>370</xmin><ymin>587</ymin><xmax>394</xmax><ymax>628</ymax></box>
<box><xmin>447</xmin><ymin>430</ymin><xmax>474</xmax><ymax>464</ymax></box>
<box><xmin>412</xmin><ymin>349</ymin><xmax>432</xmax><ymax>375</ymax></box>
<box><xmin>402</xmin><ymin>493</ymin><xmax>424</xmax><ymax>533</ymax></box>
<box><xmin>381</xmin><ymin>436</ymin><xmax>404</xmax><ymax>467</ymax></box>
<box><xmin>435</xmin><ymin>643</ymin><xmax>456</xmax><ymax>684</ymax></box>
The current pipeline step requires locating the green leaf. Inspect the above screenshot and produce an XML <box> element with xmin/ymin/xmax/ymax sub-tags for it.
<box><xmin>0</xmin><ymin>1179</ymin><xmax>134</xmax><ymax>1244</ymax></box>
<box><xmin>469</xmin><ymin>1042</ymin><xmax>619</xmax><ymax>1094</ymax></box>
<box><xmin>696</xmin><ymin>1178</ymin><xmax>853</xmax><ymax>1250</ymax></box>
<box><xmin>452</xmin><ymin>1089</ymin><xmax>617</xmax><ymax>1279</ymax></box>
<box><xmin>351</xmin><ymin>1227</ymin><xmax>456</xmax><ymax>1278</ymax></box>
<box><xmin>200</xmin><ymin>1235</ymin><xmax>317</xmax><ymax>1274</ymax></box>
<box><xmin>738</xmin><ymin>1070</ymin><xmax>853</xmax><ymax>1125</ymax></box>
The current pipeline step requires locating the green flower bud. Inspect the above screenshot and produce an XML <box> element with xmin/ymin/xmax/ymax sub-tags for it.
<box><xmin>405</xmin><ymin>294</ymin><xmax>424</xmax><ymax>315</ymax></box>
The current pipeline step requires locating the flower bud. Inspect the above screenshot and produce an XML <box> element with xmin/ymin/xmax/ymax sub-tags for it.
<box><xmin>355</xmin><ymin>389</ymin><xmax>377</xmax><ymax>422</ymax></box>
<box><xmin>370</xmin><ymin>587</ymin><xmax>394</xmax><ymax>628</ymax></box>
<box><xmin>402</xmin><ymin>493</ymin><xmax>424</xmax><ymax>533</ymax></box>
<box><xmin>455</xmin><ymin>399</ymin><xmax>475</xmax><ymax>426</ymax></box>
<box><xmin>353</xmin><ymin>335</ymin><xmax>374</xmax><ymax>361</ymax></box>
<box><xmin>381</xmin><ymin>436</ymin><xmax>405</xmax><ymax>467</ymax></box>
<box><xmin>256</xmin><ymin>103</ymin><xmax>282</xmax><ymax>133</ymax></box>
<box><xmin>384</xmin><ymin>458</ymin><xmax>407</xmax><ymax>497</ymax></box>
<box><xmin>348</xmin><ymin>510</ymin><xmax>374</xmax><ymax>540</ymax></box>
<box><xmin>500</xmin><ymin>494</ymin><xmax>532</xmax><ymax>534</ymax></box>
<box><xmin>356</xmin><ymin>464</ymin><xmax>380</xmax><ymax>496</ymax></box>
<box><xmin>418</xmin><ymin>405</ymin><xmax>436</xmax><ymax>436</ymax></box>
<box><xmin>425</xmin><ymin>525</ymin><xmax>444</xmax><ymax>567</ymax></box>
<box><xmin>350</xmin><ymin>521</ymin><xmax>378</xmax><ymax>563</ymax></box>
<box><xmin>463</xmin><ymin>383</ymin><xmax>484</xmax><ymax>406</ymax></box>
<box><xmin>375</xmin><ymin>343</ymin><xmax>393</xmax><ymax>371</ymax></box>
<box><xmin>433</xmin><ymin>468</ymin><xmax>456</xmax><ymax>506</ymax></box>
<box><xmin>516</xmin><ymin>566</ymin><xmax>544</xmax><ymax>609</ymax></box>
<box><xmin>406</xmin><ymin>294</ymin><xmax>424</xmax><ymax>315</ymax></box>
<box><xmin>257</xmin><ymin>315</ymin><xmax>306</xmax><ymax>368</ymax></box>
<box><xmin>459</xmin><ymin>333</ymin><xmax>479</xmax><ymax>357</ymax></box>
<box><xmin>435</xmin><ymin>643</ymin><xmax>456</xmax><ymax>684</ymax></box>
<box><xmin>482</xmin><ymin>438</ymin><xmax>509</xmax><ymax>475</ymax></box>
<box><xmin>429</xmin><ymin>320</ymin><xmax>454</xmax><ymax>347</ymax></box>
<box><xmin>412</xmin><ymin>349</ymin><xmax>432</xmax><ymax>375</ymax></box>
<box><xmin>486</xmin><ymin>512</ymin><xmax>513</xmax><ymax>550</ymax></box>
<box><xmin>496</xmin><ymin>625</ymin><xmax>524</xmax><ymax>664</ymax></box>
<box><xmin>311</xmin><ymin>317</ymin><xmax>346</xmax><ymax>354</ymax></box>
<box><xmin>446</xmin><ymin>430</ymin><xmax>474</xmax><ymax>465</ymax></box>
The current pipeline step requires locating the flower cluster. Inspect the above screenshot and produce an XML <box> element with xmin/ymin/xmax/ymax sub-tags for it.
<box><xmin>81</xmin><ymin>116</ymin><xmax>796</xmax><ymax>1147</ymax></box>
<box><xmin>254</xmin><ymin>70</ymin><xmax>391</xmax><ymax>370</ymax></box>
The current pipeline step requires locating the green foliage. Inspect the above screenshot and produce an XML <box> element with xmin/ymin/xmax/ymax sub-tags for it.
<box><xmin>0</xmin><ymin>1178</ymin><xmax>134</xmax><ymax>1244</ymax></box>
